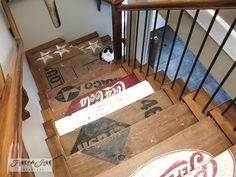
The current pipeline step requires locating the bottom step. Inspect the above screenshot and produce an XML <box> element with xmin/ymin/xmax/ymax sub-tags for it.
<box><xmin>95</xmin><ymin>118</ymin><xmax>232</xmax><ymax>177</ymax></box>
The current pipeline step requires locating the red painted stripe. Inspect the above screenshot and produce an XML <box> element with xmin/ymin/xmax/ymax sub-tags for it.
<box><xmin>65</xmin><ymin>73</ymin><xmax>139</xmax><ymax>116</ymax></box>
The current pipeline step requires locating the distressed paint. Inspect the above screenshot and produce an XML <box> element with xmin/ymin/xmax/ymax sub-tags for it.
<box><xmin>55</xmin><ymin>81</ymin><xmax>155</xmax><ymax>136</ymax></box>
<box><xmin>185</xmin><ymin>150</ymin><xmax>235</xmax><ymax>177</ymax></box>
<box><xmin>66</xmin><ymin>74</ymin><xmax>139</xmax><ymax>115</ymax></box>
<box><xmin>130</xmin><ymin>150</ymin><xmax>214</xmax><ymax>177</ymax></box>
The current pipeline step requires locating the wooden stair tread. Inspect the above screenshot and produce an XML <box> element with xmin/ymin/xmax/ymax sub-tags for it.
<box><xmin>42</xmin><ymin>68</ymin><xmax>127</xmax><ymax>121</ymax></box>
<box><xmin>210</xmin><ymin>101</ymin><xmax>236</xmax><ymax>144</ymax></box>
<box><xmin>95</xmin><ymin>118</ymin><xmax>232</xmax><ymax>177</ymax></box>
<box><xmin>146</xmin><ymin>70</ymin><xmax>171</xmax><ymax>92</ymax></box>
<box><xmin>45</xmin><ymin>90</ymin><xmax>173</xmax><ymax>158</ymax></box>
<box><xmin>65</xmin><ymin>103</ymin><xmax>197</xmax><ymax>177</ymax></box>
<box><xmin>183</xmin><ymin>88</ymin><xmax>217</xmax><ymax>120</ymax></box>
<box><xmin>163</xmin><ymin>78</ymin><xmax>190</xmax><ymax>103</ymax></box>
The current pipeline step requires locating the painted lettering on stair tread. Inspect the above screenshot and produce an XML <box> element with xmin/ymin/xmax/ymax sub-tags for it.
<box><xmin>66</xmin><ymin>74</ymin><xmax>140</xmax><ymax>115</ymax></box>
<box><xmin>70</xmin><ymin>118</ymin><xmax>130</xmax><ymax>155</ymax></box>
<box><xmin>130</xmin><ymin>150</ymin><xmax>214</xmax><ymax>177</ymax></box>
<box><xmin>54</xmin><ymin>78</ymin><xmax>116</xmax><ymax>102</ymax></box>
<box><xmin>55</xmin><ymin>81</ymin><xmax>155</xmax><ymax>136</ymax></box>
<box><xmin>185</xmin><ymin>150</ymin><xmax>235</xmax><ymax>177</ymax></box>
<box><xmin>45</xmin><ymin>67</ymin><xmax>64</xmax><ymax>88</ymax></box>
<box><xmin>141</xmin><ymin>100</ymin><xmax>163</xmax><ymax>118</ymax></box>
<box><xmin>81</xmin><ymin>126</ymin><xmax>130</xmax><ymax>165</ymax></box>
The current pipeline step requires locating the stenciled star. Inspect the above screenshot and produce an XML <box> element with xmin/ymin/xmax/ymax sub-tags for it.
<box><xmin>85</xmin><ymin>41</ymin><xmax>101</xmax><ymax>53</ymax></box>
<box><xmin>78</xmin><ymin>45</ymin><xmax>86</xmax><ymax>52</ymax></box>
<box><xmin>36</xmin><ymin>51</ymin><xmax>53</xmax><ymax>64</ymax></box>
<box><xmin>53</xmin><ymin>45</ymin><xmax>70</xmax><ymax>58</ymax></box>
<box><xmin>56</xmin><ymin>44</ymin><xmax>67</xmax><ymax>50</ymax></box>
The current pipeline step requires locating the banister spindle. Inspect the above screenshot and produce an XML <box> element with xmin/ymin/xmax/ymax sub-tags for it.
<box><xmin>134</xmin><ymin>11</ymin><xmax>140</xmax><ymax>69</ymax></box>
<box><xmin>161</xmin><ymin>10</ymin><xmax>184</xmax><ymax>84</ymax></box>
<box><xmin>202</xmin><ymin>61</ymin><xmax>236</xmax><ymax>113</ymax></box>
<box><xmin>123</xmin><ymin>10</ymin><xmax>126</xmax><ymax>62</ymax></box>
<box><xmin>179</xmin><ymin>9</ymin><xmax>219</xmax><ymax>99</ymax></box>
<box><xmin>194</xmin><ymin>17</ymin><xmax>236</xmax><ymax>100</ymax></box>
<box><xmin>140</xmin><ymin>10</ymin><xmax>148</xmax><ymax>72</ymax></box>
<box><xmin>146</xmin><ymin>10</ymin><xmax>158</xmax><ymax>76</ymax></box>
<box><xmin>154</xmin><ymin>10</ymin><xmax>170</xmax><ymax>80</ymax></box>
<box><xmin>222</xmin><ymin>97</ymin><xmax>236</xmax><ymax>115</ymax></box>
<box><xmin>171</xmin><ymin>10</ymin><xmax>200</xmax><ymax>89</ymax></box>
<box><xmin>128</xmin><ymin>10</ymin><xmax>133</xmax><ymax>66</ymax></box>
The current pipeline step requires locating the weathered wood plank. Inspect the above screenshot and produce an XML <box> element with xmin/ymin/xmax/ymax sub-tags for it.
<box><xmin>46</xmin><ymin>60</ymin><xmax>121</xmax><ymax>99</ymax></box>
<box><xmin>67</xmin><ymin>103</ymin><xmax>198</xmax><ymax>177</ymax></box>
<box><xmin>58</xmin><ymin>90</ymin><xmax>172</xmax><ymax>155</ymax></box>
<box><xmin>66</xmin><ymin>73</ymin><xmax>139</xmax><ymax>115</ymax></box>
<box><xmin>45</xmin><ymin>68</ymin><xmax>127</xmax><ymax>120</ymax></box>
<box><xmin>95</xmin><ymin>118</ymin><xmax>231</xmax><ymax>177</ymax></box>
<box><xmin>55</xmin><ymin>81</ymin><xmax>155</xmax><ymax>136</ymax></box>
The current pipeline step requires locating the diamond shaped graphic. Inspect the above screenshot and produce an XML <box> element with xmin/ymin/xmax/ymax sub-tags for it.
<box><xmin>71</xmin><ymin>117</ymin><xmax>130</xmax><ymax>159</ymax></box>
<box><xmin>82</xmin><ymin>128</ymin><xmax>130</xmax><ymax>165</ymax></box>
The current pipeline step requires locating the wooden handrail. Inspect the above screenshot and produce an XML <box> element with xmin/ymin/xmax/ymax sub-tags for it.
<box><xmin>0</xmin><ymin>0</ymin><xmax>25</xmax><ymax>176</ymax></box>
<box><xmin>110</xmin><ymin>0</ymin><xmax>236</xmax><ymax>61</ymax></box>
<box><xmin>116</xmin><ymin>0</ymin><xmax>236</xmax><ymax>10</ymax></box>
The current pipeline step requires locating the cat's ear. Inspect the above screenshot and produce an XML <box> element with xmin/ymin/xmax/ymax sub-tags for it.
<box><xmin>44</xmin><ymin>0</ymin><xmax>61</xmax><ymax>28</ymax></box>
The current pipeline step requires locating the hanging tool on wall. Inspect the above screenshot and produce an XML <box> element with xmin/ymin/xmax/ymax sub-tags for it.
<box><xmin>44</xmin><ymin>0</ymin><xmax>61</xmax><ymax>28</ymax></box>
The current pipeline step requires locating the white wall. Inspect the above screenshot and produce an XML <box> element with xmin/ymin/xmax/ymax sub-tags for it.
<box><xmin>0</xmin><ymin>6</ymin><xmax>16</xmax><ymax>76</ymax></box>
<box><xmin>10</xmin><ymin>0</ymin><xmax>113</xmax><ymax>50</ymax></box>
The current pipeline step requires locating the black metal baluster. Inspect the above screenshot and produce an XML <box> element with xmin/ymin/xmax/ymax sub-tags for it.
<box><xmin>134</xmin><ymin>11</ymin><xmax>140</xmax><ymax>69</ymax></box>
<box><xmin>161</xmin><ymin>10</ymin><xmax>183</xmax><ymax>84</ymax></box>
<box><xmin>128</xmin><ymin>10</ymin><xmax>133</xmax><ymax>66</ymax></box>
<box><xmin>146</xmin><ymin>10</ymin><xmax>158</xmax><ymax>76</ymax></box>
<box><xmin>194</xmin><ymin>17</ymin><xmax>236</xmax><ymax>100</ymax></box>
<box><xmin>140</xmin><ymin>10</ymin><xmax>148</xmax><ymax>72</ymax></box>
<box><xmin>179</xmin><ymin>10</ymin><xmax>219</xmax><ymax>99</ymax></box>
<box><xmin>123</xmin><ymin>10</ymin><xmax>126</xmax><ymax>62</ymax></box>
<box><xmin>154</xmin><ymin>10</ymin><xmax>170</xmax><ymax>80</ymax></box>
<box><xmin>202</xmin><ymin>61</ymin><xmax>236</xmax><ymax>113</ymax></box>
<box><xmin>222</xmin><ymin>97</ymin><xmax>236</xmax><ymax>115</ymax></box>
<box><xmin>171</xmin><ymin>10</ymin><xmax>200</xmax><ymax>89</ymax></box>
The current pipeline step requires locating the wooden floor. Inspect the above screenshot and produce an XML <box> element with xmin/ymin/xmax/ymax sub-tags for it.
<box><xmin>26</xmin><ymin>32</ymin><xmax>236</xmax><ymax>177</ymax></box>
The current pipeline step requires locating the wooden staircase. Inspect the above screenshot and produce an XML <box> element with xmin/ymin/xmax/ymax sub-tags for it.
<box><xmin>26</xmin><ymin>32</ymin><xmax>236</xmax><ymax>177</ymax></box>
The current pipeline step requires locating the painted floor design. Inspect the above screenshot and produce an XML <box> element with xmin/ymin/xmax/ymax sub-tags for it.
<box><xmin>151</xmin><ymin>25</ymin><xmax>230</xmax><ymax>105</ymax></box>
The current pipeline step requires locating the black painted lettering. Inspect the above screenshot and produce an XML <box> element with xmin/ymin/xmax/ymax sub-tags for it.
<box><xmin>145</xmin><ymin>106</ymin><xmax>163</xmax><ymax>118</ymax></box>
<box><xmin>141</xmin><ymin>100</ymin><xmax>158</xmax><ymax>110</ymax></box>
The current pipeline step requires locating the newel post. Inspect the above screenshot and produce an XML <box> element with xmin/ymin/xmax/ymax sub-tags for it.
<box><xmin>111</xmin><ymin>0</ymin><xmax>123</xmax><ymax>60</ymax></box>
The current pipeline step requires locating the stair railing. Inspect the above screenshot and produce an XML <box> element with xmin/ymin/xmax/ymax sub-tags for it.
<box><xmin>0</xmin><ymin>0</ymin><xmax>31</xmax><ymax>176</ymax></box>
<box><xmin>111</xmin><ymin>0</ymin><xmax>236</xmax><ymax>115</ymax></box>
